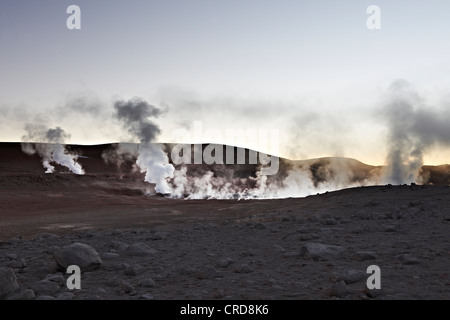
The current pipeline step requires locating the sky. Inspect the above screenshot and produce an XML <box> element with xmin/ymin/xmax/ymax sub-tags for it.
<box><xmin>1</xmin><ymin>0</ymin><xmax>450</xmax><ymax>165</ymax></box>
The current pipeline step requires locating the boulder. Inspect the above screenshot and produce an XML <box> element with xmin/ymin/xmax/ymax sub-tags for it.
<box><xmin>0</xmin><ymin>268</ymin><xmax>19</xmax><ymax>299</ymax></box>
<box><xmin>355</xmin><ymin>251</ymin><xmax>377</xmax><ymax>261</ymax></box>
<box><xmin>6</xmin><ymin>289</ymin><xmax>35</xmax><ymax>300</ymax></box>
<box><xmin>30</xmin><ymin>280</ymin><xmax>60</xmax><ymax>296</ymax></box>
<box><xmin>54</xmin><ymin>243</ymin><xmax>102</xmax><ymax>272</ymax></box>
<box><xmin>336</xmin><ymin>269</ymin><xmax>366</xmax><ymax>284</ymax></box>
<box><xmin>397</xmin><ymin>254</ymin><xmax>421</xmax><ymax>265</ymax></box>
<box><xmin>331</xmin><ymin>281</ymin><xmax>348</xmax><ymax>298</ymax></box>
<box><xmin>124</xmin><ymin>264</ymin><xmax>145</xmax><ymax>276</ymax></box>
<box><xmin>123</xmin><ymin>243</ymin><xmax>158</xmax><ymax>257</ymax></box>
<box><xmin>140</xmin><ymin>278</ymin><xmax>155</xmax><ymax>288</ymax></box>
<box><xmin>300</xmin><ymin>243</ymin><xmax>346</xmax><ymax>261</ymax></box>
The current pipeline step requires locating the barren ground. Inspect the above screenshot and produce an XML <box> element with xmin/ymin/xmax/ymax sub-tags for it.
<box><xmin>0</xmin><ymin>143</ymin><xmax>449</xmax><ymax>300</ymax></box>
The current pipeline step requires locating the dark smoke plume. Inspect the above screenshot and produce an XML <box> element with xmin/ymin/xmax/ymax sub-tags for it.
<box><xmin>113</xmin><ymin>98</ymin><xmax>174</xmax><ymax>194</ymax></box>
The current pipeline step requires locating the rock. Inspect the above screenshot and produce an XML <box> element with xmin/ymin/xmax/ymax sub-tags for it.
<box><xmin>82</xmin><ymin>295</ymin><xmax>103</xmax><ymax>300</ymax></box>
<box><xmin>355</xmin><ymin>251</ymin><xmax>377</xmax><ymax>261</ymax></box>
<box><xmin>140</xmin><ymin>278</ymin><xmax>155</xmax><ymax>288</ymax></box>
<box><xmin>384</xmin><ymin>225</ymin><xmax>397</xmax><ymax>232</ymax></box>
<box><xmin>79</xmin><ymin>230</ymin><xmax>99</xmax><ymax>238</ymax></box>
<box><xmin>406</xmin><ymin>207</ymin><xmax>420</xmax><ymax>217</ymax></box>
<box><xmin>254</xmin><ymin>223</ymin><xmax>266</xmax><ymax>230</ymax></box>
<box><xmin>38</xmin><ymin>233</ymin><xmax>59</xmax><ymax>240</ymax></box>
<box><xmin>123</xmin><ymin>243</ymin><xmax>157</xmax><ymax>257</ymax></box>
<box><xmin>6</xmin><ymin>289</ymin><xmax>35</xmax><ymax>300</ymax></box>
<box><xmin>196</xmin><ymin>266</ymin><xmax>221</xmax><ymax>279</ymax></box>
<box><xmin>355</xmin><ymin>210</ymin><xmax>372</xmax><ymax>220</ymax></box>
<box><xmin>212</xmin><ymin>289</ymin><xmax>225</xmax><ymax>299</ymax></box>
<box><xmin>419</xmin><ymin>201</ymin><xmax>438</xmax><ymax>212</ymax></box>
<box><xmin>8</xmin><ymin>237</ymin><xmax>22</xmax><ymax>244</ymax></box>
<box><xmin>300</xmin><ymin>243</ymin><xmax>346</xmax><ymax>261</ymax></box>
<box><xmin>336</xmin><ymin>270</ymin><xmax>366</xmax><ymax>284</ymax></box>
<box><xmin>120</xmin><ymin>280</ymin><xmax>135</xmax><ymax>294</ymax></box>
<box><xmin>102</xmin><ymin>253</ymin><xmax>119</xmax><ymax>260</ymax></box>
<box><xmin>151</xmin><ymin>231</ymin><xmax>167</xmax><ymax>240</ymax></box>
<box><xmin>393</xmin><ymin>241</ymin><xmax>412</xmax><ymax>249</ymax></box>
<box><xmin>240</xmin><ymin>250</ymin><xmax>255</xmax><ymax>257</ymax></box>
<box><xmin>321</xmin><ymin>218</ymin><xmax>337</xmax><ymax>225</ymax></box>
<box><xmin>364</xmin><ymin>287</ymin><xmax>383</xmax><ymax>298</ymax></box>
<box><xmin>35</xmin><ymin>295</ymin><xmax>56</xmax><ymax>300</ymax></box>
<box><xmin>0</xmin><ymin>267</ymin><xmax>19</xmax><ymax>299</ymax></box>
<box><xmin>384</xmin><ymin>208</ymin><xmax>403</xmax><ymax>219</ymax></box>
<box><xmin>330</xmin><ymin>281</ymin><xmax>348</xmax><ymax>298</ymax></box>
<box><xmin>397</xmin><ymin>254</ymin><xmax>421</xmax><ymax>265</ymax></box>
<box><xmin>319</xmin><ymin>228</ymin><xmax>333</xmax><ymax>235</ymax></box>
<box><xmin>30</xmin><ymin>280</ymin><xmax>60</xmax><ymax>296</ymax></box>
<box><xmin>53</xmin><ymin>243</ymin><xmax>102</xmax><ymax>272</ymax></box>
<box><xmin>20</xmin><ymin>258</ymin><xmax>27</xmax><ymax>268</ymax></box>
<box><xmin>298</xmin><ymin>233</ymin><xmax>320</xmax><ymax>241</ymax></box>
<box><xmin>217</xmin><ymin>258</ymin><xmax>234</xmax><ymax>268</ymax></box>
<box><xmin>96</xmin><ymin>288</ymin><xmax>107</xmax><ymax>294</ymax></box>
<box><xmin>233</xmin><ymin>264</ymin><xmax>253</xmax><ymax>274</ymax></box>
<box><xmin>44</xmin><ymin>246</ymin><xmax>60</xmax><ymax>255</ymax></box>
<box><xmin>296</xmin><ymin>227</ymin><xmax>311</xmax><ymax>234</ymax></box>
<box><xmin>7</xmin><ymin>258</ymin><xmax>27</xmax><ymax>269</ymax></box>
<box><xmin>273</xmin><ymin>244</ymin><xmax>286</xmax><ymax>253</ymax></box>
<box><xmin>120</xmin><ymin>263</ymin><xmax>130</xmax><ymax>269</ymax></box>
<box><xmin>205</xmin><ymin>223</ymin><xmax>218</xmax><ymax>228</ymax></box>
<box><xmin>105</xmin><ymin>240</ymin><xmax>129</xmax><ymax>252</ymax></box>
<box><xmin>364</xmin><ymin>200</ymin><xmax>381</xmax><ymax>207</ymax></box>
<box><xmin>283</xmin><ymin>251</ymin><xmax>301</xmax><ymax>258</ymax></box>
<box><xmin>124</xmin><ymin>264</ymin><xmax>145</xmax><ymax>276</ymax></box>
<box><xmin>307</xmin><ymin>216</ymin><xmax>319</xmax><ymax>222</ymax></box>
<box><xmin>111</xmin><ymin>229</ymin><xmax>123</xmax><ymax>235</ymax></box>
<box><xmin>177</xmin><ymin>267</ymin><xmax>196</xmax><ymax>276</ymax></box>
<box><xmin>140</xmin><ymin>294</ymin><xmax>154</xmax><ymax>300</ymax></box>
<box><xmin>193</xmin><ymin>223</ymin><xmax>205</xmax><ymax>229</ymax></box>
<box><xmin>46</xmin><ymin>274</ymin><xmax>65</xmax><ymax>286</ymax></box>
<box><xmin>56</xmin><ymin>292</ymin><xmax>74</xmax><ymax>300</ymax></box>
<box><xmin>6</xmin><ymin>254</ymin><xmax>17</xmax><ymax>260</ymax></box>
<box><xmin>408</xmin><ymin>200</ymin><xmax>421</xmax><ymax>207</ymax></box>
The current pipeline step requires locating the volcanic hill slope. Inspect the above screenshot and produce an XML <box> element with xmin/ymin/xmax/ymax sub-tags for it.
<box><xmin>0</xmin><ymin>142</ymin><xmax>449</xmax><ymax>300</ymax></box>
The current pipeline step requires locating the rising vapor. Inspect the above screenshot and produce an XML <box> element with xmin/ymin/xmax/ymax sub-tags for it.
<box><xmin>113</xmin><ymin>97</ymin><xmax>174</xmax><ymax>194</ymax></box>
<box><xmin>21</xmin><ymin>124</ymin><xmax>85</xmax><ymax>175</ymax></box>
<box><xmin>382</xmin><ymin>79</ymin><xmax>450</xmax><ymax>184</ymax></box>
<box><xmin>102</xmin><ymin>80</ymin><xmax>450</xmax><ymax>199</ymax></box>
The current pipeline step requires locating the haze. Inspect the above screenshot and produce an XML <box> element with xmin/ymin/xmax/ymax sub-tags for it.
<box><xmin>1</xmin><ymin>0</ymin><xmax>450</xmax><ymax>166</ymax></box>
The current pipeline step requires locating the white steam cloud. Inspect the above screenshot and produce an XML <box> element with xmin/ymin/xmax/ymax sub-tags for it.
<box><xmin>168</xmin><ymin>157</ymin><xmax>382</xmax><ymax>200</ymax></box>
<box><xmin>113</xmin><ymin>98</ymin><xmax>174</xmax><ymax>194</ymax></box>
<box><xmin>382</xmin><ymin>80</ymin><xmax>450</xmax><ymax>184</ymax></box>
<box><xmin>21</xmin><ymin>125</ymin><xmax>85</xmax><ymax>175</ymax></box>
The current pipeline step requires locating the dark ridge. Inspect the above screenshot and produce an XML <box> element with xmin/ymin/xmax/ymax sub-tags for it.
<box><xmin>1</xmin><ymin>142</ymin><xmax>449</xmax><ymax>186</ymax></box>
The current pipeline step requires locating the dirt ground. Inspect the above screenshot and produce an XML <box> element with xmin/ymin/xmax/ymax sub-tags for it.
<box><xmin>0</xmin><ymin>143</ymin><xmax>449</xmax><ymax>300</ymax></box>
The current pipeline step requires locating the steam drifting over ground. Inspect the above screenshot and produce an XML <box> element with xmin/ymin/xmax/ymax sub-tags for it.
<box><xmin>16</xmin><ymin>80</ymin><xmax>450</xmax><ymax>199</ymax></box>
<box><xmin>21</xmin><ymin>125</ymin><xmax>85</xmax><ymax>175</ymax></box>
<box><xmin>100</xmin><ymin>142</ymin><xmax>389</xmax><ymax>200</ymax></box>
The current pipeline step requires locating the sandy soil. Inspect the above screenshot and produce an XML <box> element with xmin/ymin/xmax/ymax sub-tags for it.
<box><xmin>0</xmin><ymin>143</ymin><xmax>449</xmax><ymax>300</ymax></box>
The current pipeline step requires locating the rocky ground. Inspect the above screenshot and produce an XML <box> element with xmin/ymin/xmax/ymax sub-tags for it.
<box><xmin>1</xmin><ymin>185</ymin><xmax>449</xmax><ymax>300</ymax></box>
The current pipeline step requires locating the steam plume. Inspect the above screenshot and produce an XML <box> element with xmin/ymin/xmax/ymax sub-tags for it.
<box><xmin>21</xmin><ymin>124</ymin><xmax>85</xmax><ymax>175</ymax></box>
<box><xmin>382</xmin><ymin>80</ymin><xmax>450</xmax><ymax>184</ymax></box>
<box><xmin>113</xmin><ymin>98</ymin><xmax>174</xmax><ymax>194</ymax></box>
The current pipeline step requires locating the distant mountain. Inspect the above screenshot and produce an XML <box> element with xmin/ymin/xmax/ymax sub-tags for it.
<box><xmin>1</xmin><ymin>142</ymin><xmax>449</xmax><ymax>187</ymax></box>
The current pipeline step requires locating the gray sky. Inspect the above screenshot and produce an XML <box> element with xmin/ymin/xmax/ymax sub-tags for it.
<box><xmin>1</xmin><ymin>0</ymin><xmax>450</xmax><ymax>165</ymax></box>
